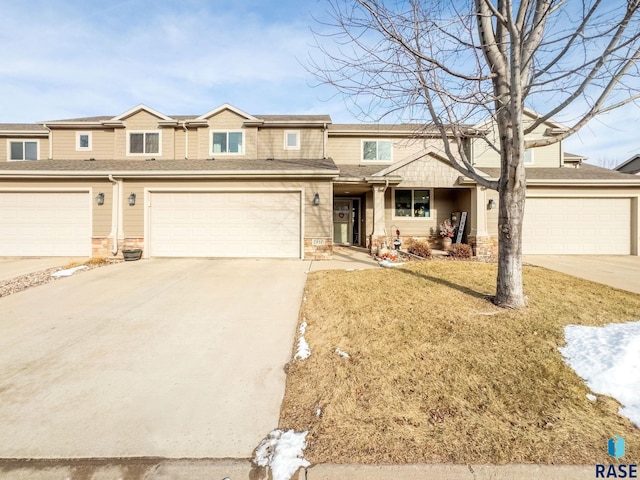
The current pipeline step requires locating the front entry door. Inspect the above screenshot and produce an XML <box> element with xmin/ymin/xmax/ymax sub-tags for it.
<box><xmin>333</xmin><ymin>199</ymin><xmax>353</xmax><ymax>245</ymax></box>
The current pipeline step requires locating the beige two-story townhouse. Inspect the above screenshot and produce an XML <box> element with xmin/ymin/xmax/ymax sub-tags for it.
<box><xmin>1</xmin><ymin>103</ymin><xmax>639</xmax><ymax>259</ymax></box>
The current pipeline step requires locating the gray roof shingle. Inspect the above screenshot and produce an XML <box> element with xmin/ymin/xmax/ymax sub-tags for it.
<box><xmin>479</xmin><ymin>163</ymin><xmax>640</xmax><ymax>181</ymax></box>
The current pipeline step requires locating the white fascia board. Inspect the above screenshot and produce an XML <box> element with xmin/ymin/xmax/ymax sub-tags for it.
<box><xmin>112</xmin><ymin>104</ymin><xmax>175</xmax><ymax>122</ymax></box>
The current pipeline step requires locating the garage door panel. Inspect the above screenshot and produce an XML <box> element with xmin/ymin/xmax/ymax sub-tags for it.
<box><xmin>149</xmin><ymin>192</ymin><xmax>301</xmax><ymax>258</ymax></box>
<box><xmin>523</xmin><ymin>197</ymin><xmax>630</xmax><ymax>255</ymax></box>
<box><xmin>0</xmin><ymin>192</ymin><xmax>91</xmax><ymax>256</ymax></box>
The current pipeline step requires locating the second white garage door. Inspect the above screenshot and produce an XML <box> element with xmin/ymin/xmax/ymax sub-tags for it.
<box><xmin>522</xmin><ymin>197</ymin><xmax>631</xmax><ymax>254</ymax></box>
<box><xmin>149</xmin><ymin>191</ymin><xmax>302</xmax><ymax>258</ymax></box>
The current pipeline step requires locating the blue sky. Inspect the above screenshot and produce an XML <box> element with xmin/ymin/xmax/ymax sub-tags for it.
<box><xmin>0</xmin><ymin>0</ymin><xmax>637</xmax><ymax>167</ymax></box>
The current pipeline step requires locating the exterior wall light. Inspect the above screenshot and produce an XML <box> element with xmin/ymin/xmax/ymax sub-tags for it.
<box><xmin>487</xmin><ymin>198</ymin><xmax>496</xmax><ymax>210</ymax></box>
<box><xmin>128</xmin><ymin>192</ymin><xmax>136</xmax><ymax>206</ymax></box>
<box><xmin>95</xmin><ymin>192</ymin><xmax>105</xmax><ymax>206</ymax></box>
<box><xmin>313</xmin><ymin>192</ymin><xmax>320</xmax><ymax>206</ymax></box>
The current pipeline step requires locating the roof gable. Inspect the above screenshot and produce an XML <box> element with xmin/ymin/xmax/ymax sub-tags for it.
<box><xmin>196</xmin><ymin>103</ymin><xmax>260</xmax><ymax>122</ymax></box>
<box><xmin>112</xmin><ymin>104</ymin><xmax>174</xmax><ymax>122</ymax></box>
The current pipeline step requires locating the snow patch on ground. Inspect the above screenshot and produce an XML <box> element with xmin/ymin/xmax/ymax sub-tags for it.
<box><xmin>254</xmin><ymin>429</ymin><xmax>310</xmax><ymax>480</ymax></box>
<box><xmin>378</xmin><ymin>259</ymin><xmax>405</xmax><ymax>268</ymax></box>
<box><xmin>335</xmin><ymin>348</ymin><xmax>350</xmax><ymax>358</ymax></box>
<box><xmin>559</xmin><ymin>321</ymin><xmax>640</xmax><ymax>427</ymax></box>
<box><xmin>294</xmin><ymin>337</ymin><xmax>310</xmax><ymax>360</ymax></box>
<box><xmin>51</xmin><ymin>265</ymin><xmax>88</xmax><ymax>277</ymax></box>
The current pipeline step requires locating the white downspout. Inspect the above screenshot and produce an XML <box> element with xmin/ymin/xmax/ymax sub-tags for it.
<box><xmin>323</xmin><ymin>122</ymin><xmax>328</xmax><ymax>158</ymax></box>
<box><xmin>42</xmin><ymin>123</ymin><xmax>52</xmax><ymax>159</ymax></box>
<box><xmin>183</xmin><ymin>121</ymin><xmax>188</xmax><ymax>159</ymax></box>
<box><xmin>108</xmin><ymin>174</ymin><xmax>119</xmax><ymax>255</ymax></box>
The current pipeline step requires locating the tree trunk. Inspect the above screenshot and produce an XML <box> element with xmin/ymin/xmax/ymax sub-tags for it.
<box><xmin>494</xmin><ymin>152</ymin><xmax>527</xmax><ymax>309</ymax></box>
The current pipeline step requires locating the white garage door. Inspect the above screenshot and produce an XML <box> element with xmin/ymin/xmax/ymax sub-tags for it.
<box><xmin>523</xmin><ymin>197</ymin><xmax>631</xmax><ymax>254</ymax></box>
<box><xmin>149</xmin><ymin>191</ymin><xmax>301</xmax><ymax>258</ymax></box>
<box><xmin>0</xmin><ymin>191</ymin><xmax>91</xmax><ymax>256</ymax></box>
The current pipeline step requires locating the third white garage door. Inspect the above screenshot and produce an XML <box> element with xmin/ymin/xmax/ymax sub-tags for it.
<box><xmin>522</xmin><ymin>197</ymin><xmax>631</xmax><ymax>254</ymax></box>
<box><xmin>149</xmin><ymin>191</ymin><xmax>302</xmax><ymax>258</ymax></box>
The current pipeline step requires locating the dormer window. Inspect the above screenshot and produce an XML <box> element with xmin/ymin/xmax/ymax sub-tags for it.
<box><xmin>211</xmin><ymin>131</ymin><xmax>243</xmax><ymax>155</ymax></box>
<box><xmin>128</xmin><ymin>131</ymin><xmax>161</xmax><ymax>155</ymax></box>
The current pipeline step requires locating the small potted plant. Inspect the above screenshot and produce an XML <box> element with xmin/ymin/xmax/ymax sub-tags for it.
<box><xmin>439</xmin><ymin>219</ymin><xmax>455</xmax><ymax>250</ymax></box>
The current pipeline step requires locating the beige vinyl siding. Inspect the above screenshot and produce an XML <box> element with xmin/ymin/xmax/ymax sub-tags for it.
<box><xmin>486</xmin><ymin>189</ymin><xmax>500</xmax><ymax>237</ymax></box>
<box><xmin>124</xmin><ymin>179</ymin><xmax>332</xmax><ymax>239</ymax></box>
<box><xmin>328</xmin><ymin>136</ymin><xmax>450</xmax><ymax>165</ymax></box>
<box><xmin>198</xmin><ymin>110</ymin><xmax>258</xmax><ymax>159</ymax></box>
<box><xmin>257</xmin><ymin>128</ymin><xmax>324</xmax><ymax>159</ymax></box>
<box><xmin>472</xmin><ymin>115</ymin><xmax>563</xmax><ymax>168</ymax></box>
<box><xmin>0</xmin><ymin>179</ymin><xmax>112</xmax><ymax>236</ymax></box>
<box><xmin>0</xmin><ymin>137</ymin><xmax>49</xmax><ymax>162</ymax></box>
<box><xmin>120</xmin><ymin>111</ymin><xmax>174</xmax><ymax>159</ymax></box>
<box><xmin>50</xmin><ymin>129</ymin><xmax>114</xmax><ymax>160</ymax></box>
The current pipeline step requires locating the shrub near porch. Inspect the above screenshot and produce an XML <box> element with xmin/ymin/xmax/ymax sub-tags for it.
<box><xmin>279</xmin><ymin>261</ymin><xmax>640</xmax><ymax>464</ymax></box>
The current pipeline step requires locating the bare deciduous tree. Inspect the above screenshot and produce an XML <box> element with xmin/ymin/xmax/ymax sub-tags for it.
<box><xmin>310</xmin><ymin>0</ymin><xmax>640</xmax><ymax>308</ymax></box>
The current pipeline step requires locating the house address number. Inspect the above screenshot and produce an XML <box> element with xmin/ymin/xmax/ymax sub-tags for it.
<box><xmin>312</xmin><ymin>239</ymin><xmax>326</xmax><ymax>246</ymax></box>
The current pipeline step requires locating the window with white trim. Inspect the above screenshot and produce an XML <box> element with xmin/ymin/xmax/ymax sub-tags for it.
<box><xmin>284</xmin><ymin>130</ymin><xmax>300</xmax><ymax>150</ymax></box>
<box><xmin>524</xmin><ymin>149</ymin><xmax>534</xmax><ymax>164</ymax></box>
<box><xmin>362</xmin><ymin>140</ymin><xmax>392</xmax><ymax>161</ymax></box>
<box><xmin>211</xmin><ymin>131</ymin><xmax>244</xmax><ymax>155</ymax></box>
<box><xmin>8</xmin><ymin>140</ymin><xmax>38</xmax><ymax>161</ymax></box>
<box><xmin>76</xmin><ymin>132</ymin><xmax>92</xmax><ymax>151</ymax></box>
<box><xmin>128</xmin><ymin>131</ymin><xmax>161</xmax><ymax>155</ymax></box>
<box><xmin>394</xmin><ymin>189</ymin><xmax>431</xmax><ymax>218</ymax></box>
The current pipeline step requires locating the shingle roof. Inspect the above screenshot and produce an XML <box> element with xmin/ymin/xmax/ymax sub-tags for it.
<box><xmin>479</xmin><ymin>163</ymin><xmax>640</xmax><ymax>181</ymax></box>
<box><xmin>0</xmin><ymin>123</ymin><xmax>48</xmax><ymax>131</ymax></box>
<box><xmin>335</xmin><ymin>164</ymin><xmax>386</xmax><ymax>178</ymax></box>
<box><xmin>0</xmin><ymin>158</ymin><xmax>339</xmax><ymax>174</ymax></box>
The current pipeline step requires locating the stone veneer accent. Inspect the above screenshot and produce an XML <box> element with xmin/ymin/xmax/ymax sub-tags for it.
<box><xmin>92</xmin><ymin>237</ymin><xmax>144</xmax><ymax>258</ymax></box>
<box><xmin>468</xmin><ymin>235</ymin><xmax>497</xmax><ymax>257</ymax></box>
<box><xmin>304</xmin><ymin>238</ymin><xmax>333</xmax><ymax>260</ymax></box>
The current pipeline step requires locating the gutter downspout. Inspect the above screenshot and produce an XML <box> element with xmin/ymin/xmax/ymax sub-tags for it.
<box><xmin>183</xmin><ymin>121</ymin><xmax>188</xmax><ymax>160</ymax></box>
<box><xmin>108</xmin><ymin>174</ymin><xmax>120</xmax><ymax>255</ymax></box>
<box><xmin>323</xmin><ymin>122</ymin><xmax>328</xmax><ymax>158</ymax></box>
<box><xmin>42</xmin><ymin>123</ymin><xmax>52</xmax><ymax>159</ymax></box>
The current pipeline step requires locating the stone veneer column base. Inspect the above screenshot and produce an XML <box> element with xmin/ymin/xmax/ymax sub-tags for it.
<box><xmin>92</xmin><ymin>237</ymin><xmax>144</xmax><ymax>258</ymax></box>
<box><xmin>304</xmin><ymin>238</ymin><xmax>333</xmax><ymax>260</ymax></box>
<box><xmin>468</xmin><ymin>235</ymin><xmax>497</xmax><ymax>257</ymax></box>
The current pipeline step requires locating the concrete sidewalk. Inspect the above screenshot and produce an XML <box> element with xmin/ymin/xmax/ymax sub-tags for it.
<box><xmin>0</xmin><ymin>458</ymin><xmax>595</xmax><ymax>480</ymax></box>
<box><xmin>307</xmin><ymin>246</ymin><xmax>379</xmax><ymax>272</ymax></box>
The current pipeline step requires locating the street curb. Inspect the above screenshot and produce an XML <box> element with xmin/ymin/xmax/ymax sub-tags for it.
<box><xmin>0</xmin><ymin>458</ymin><xmax>595</xmax><ymax>480</ymax></box>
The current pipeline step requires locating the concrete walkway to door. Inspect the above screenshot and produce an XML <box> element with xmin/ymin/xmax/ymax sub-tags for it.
<box><xmin>523</xmin><ymin>255</ymin><xmax>640</xmax><ymax>294</ymax></box>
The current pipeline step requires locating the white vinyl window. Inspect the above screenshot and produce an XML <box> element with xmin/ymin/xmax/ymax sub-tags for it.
<box><xmin>394</xmin><ymin>189</ymin><xmax>431</xmax><ymax>218</ymax></box>
<box><xmin>524</xmin><ymin>149</ymin><xmax>534</xmax><ymax>164</ymax></box>
<box><xmin>8</xmin><ymin>140</ymin><xmax>39</xmax><ymax>161</ymax></box>
<box><xmin>284</xmin><ymin>130</ymin><xmax>300</xmax><ymax>150</ymax></box>
<box><xmin>76</xmin><ymin>132</ymin><xmax>92</xmax><ymax>151</ymax></box>
<box><xmin>211</xmin><ymin>131</ymin><xmax>244</xmax><ymax>155</ymax></box>
<box><xmin>362</xmin><ymin>140</ymin><xmax>392</xmax><ymax>162</ymax></box>
<box><xmin>127</xmin><ymin>131</ymin><xmax>161</xmax><ymax>155</ymax></box>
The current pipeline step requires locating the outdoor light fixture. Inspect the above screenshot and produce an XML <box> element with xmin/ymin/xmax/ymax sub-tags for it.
<box><xmin>487</xmin><ymin>198</ymin><xmax>496</xmax><ymax>210</ymax></box>
<box><xmin>313</xmin><ymin>192</ymin><xmax>320</xmax><ymax>206</ymax></box>
<box><xmin>95</xmin><ymin>192</ymin><xmax>105</xmax><ymax>206</ymax></box>
<box><xmin>128</xmin><ymin>192</ymin><xmax>136</xmax><ymax>206</ymax></box>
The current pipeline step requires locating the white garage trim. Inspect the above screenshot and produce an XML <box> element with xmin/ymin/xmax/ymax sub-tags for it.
<box><xmin>0</xmin><ymin>188</ymin><xmax>92</xmax><ymax>257</ymax></box>
<box><xmin>144</xmin><ymin>187</ymin><xmax>305</xmax><ymax>258</ymax></box>
<box><xmin>523</xmin><ymin>196</ymin><xmax>632</xmax><ymax>255</ymax></box>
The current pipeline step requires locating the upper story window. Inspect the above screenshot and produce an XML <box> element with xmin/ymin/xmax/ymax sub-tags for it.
<box><xmin>9</xmin><ymin>140</ymin><xmax>38</xmax><ymax>161</ymax></box>
<box><xmin>284</xmin><ymin>130</ymin><xmax>300</xmax><ymax>150</ymax></box>
<box><xmin>362</xmin><ymin>140</ymin><xmax>392</xmax><ymax>162</ymax></box>
<box><xmin>128</xmin><ymin>131</ymin><xmax>161</xmax><ymax>155</ymax></box>
<box><xmin>211</xmin><ymin>131</ymin><xmax>243</xmax><ymax>155</ymax></box>
<box><xmin>394</xmin><ymin>189</ymin><xmax>431</xmax><ymax>218</ymax></box>
<box><xmin>524</xmin><ymin>149</ymin><xmax>534</xmax><ymax>164</ymax></box>
<box><xmin>76</xmin><ymin>132</ymin><xmax>92</xmax><ymax>151</ymax></box>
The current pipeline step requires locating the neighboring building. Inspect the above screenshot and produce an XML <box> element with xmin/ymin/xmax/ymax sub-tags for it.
<box><xmin>616</xmin><ymin>155</ymin><xmax>640</xmax><ymax>175</ymax></box>
<box><xmin>1</xmin><ymin>103</ymin><xmax>639</xmax><ymax>259</ymax></box>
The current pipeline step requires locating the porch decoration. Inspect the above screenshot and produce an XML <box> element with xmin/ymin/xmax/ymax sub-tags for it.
<box><xmin>439</xmin><ymin>219</ymin><xmax>455</xmax><ymax>251</ymax></box>
<box><xmin>123</xmin><ymin>248</ymin><xmax>142</xmax><ymax>261</ymax></box>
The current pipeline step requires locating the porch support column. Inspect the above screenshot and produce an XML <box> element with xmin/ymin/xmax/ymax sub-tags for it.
<box><xmin>469</xmin><ymin>186</ymin><xmax>493</xmax><ymax>257</ymax></box>
<box><xmin>370</xmin><ymin>184</ymin><xmax>387</xmax><ymax>254</ymax></box>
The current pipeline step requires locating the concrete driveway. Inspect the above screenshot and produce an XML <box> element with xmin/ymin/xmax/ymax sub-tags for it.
<box><xmin>0</xmin><ymin>258</ymin><xmax>307</xmax><ymax>458</ymax></box>
<box><xmin>523</xmin><ymin>255</ymin><xmax>640</xmax><ymax>294</ymax></box>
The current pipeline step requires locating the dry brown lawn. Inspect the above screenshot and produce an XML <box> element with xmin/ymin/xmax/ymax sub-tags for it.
<box><xmin>280</xmin><ymin>261</ymin><xmax>640</xmax><ymax>464</ymax></box>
